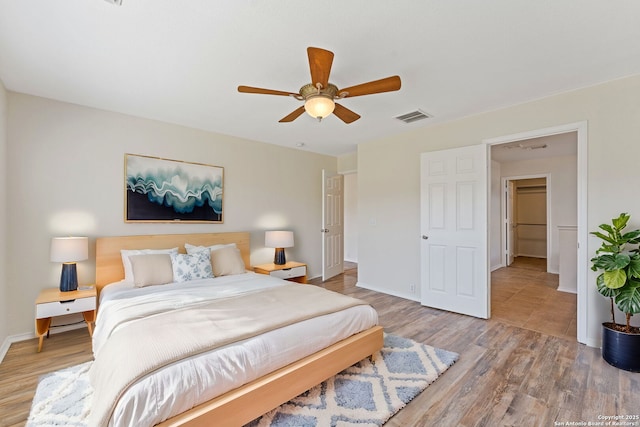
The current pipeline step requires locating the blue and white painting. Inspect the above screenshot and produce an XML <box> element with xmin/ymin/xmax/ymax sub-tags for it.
<box><xmin>125</xmin><ymin>154</ymin><xmax>223</xmax><ymax>222</ymax></box>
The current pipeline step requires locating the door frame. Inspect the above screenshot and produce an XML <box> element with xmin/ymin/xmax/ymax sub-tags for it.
<box><xmin>484</xmin><ymin>121</ymin><xmax>588</xmax><ymax>344</ymax></box>
<box><xmin>501</xmin><ymin>174</ymin><xmax>551</xmax><ymax>272</ymax></box>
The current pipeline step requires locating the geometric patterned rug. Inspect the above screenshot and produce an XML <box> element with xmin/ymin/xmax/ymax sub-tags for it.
<box><xmin>246</xmin><ymin>334</ymin><xmax>458</xmax><ymax>426</ymax></box>
<box><xmin>27</xmin><ymin>334</ymin><xmax>458</xmax><ymax>427</ymax></box>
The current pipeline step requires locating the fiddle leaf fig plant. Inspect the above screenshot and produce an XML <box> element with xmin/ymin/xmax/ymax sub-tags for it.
<box><xmin>591</xmin><ymin>213</ymin><xmax>640</xmax><ymax>333</ymax></box>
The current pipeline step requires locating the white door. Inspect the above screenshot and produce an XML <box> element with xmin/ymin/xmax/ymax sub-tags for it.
<box><xmin>322</xmin><ymin>170</ymin><xmax>344</xmax><ymax>281</ymax></box>
<box><xmin>420</xmin><ymin>144</ymin><xmax>489</xmax><ymax>319</ymax></box>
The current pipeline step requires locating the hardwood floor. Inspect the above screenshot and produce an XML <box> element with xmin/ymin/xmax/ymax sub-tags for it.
<box><xmin>315</xmin><ymin>262</ymin><xmax>637</xmax><ymax>427</ymax></box>
<box><xmin>1</xmin><ymin>264</ymin><xmax>637</xmax><ymax>427</ymax></box>
<box><xmin>0</xmin><ymin>327</ymin><xmax>94</xmax><ymax>427</ymax></box>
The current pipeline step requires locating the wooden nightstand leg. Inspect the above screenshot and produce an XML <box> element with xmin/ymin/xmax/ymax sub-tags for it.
<box><xmin>35</xmin><ymin>317</ymin><xmax>52</xmax><ymax>353</ymax></box>
<box><xmin>82</xmin><ymin>310</ymin><xmax>95</xmax><ymax>337</ymax></box>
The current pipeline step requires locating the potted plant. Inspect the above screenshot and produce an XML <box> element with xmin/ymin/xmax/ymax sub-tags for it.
<box><xmin>590</xmin><ymin>212</ymin><xmax>640</xmax><ymax>372</ymax></box>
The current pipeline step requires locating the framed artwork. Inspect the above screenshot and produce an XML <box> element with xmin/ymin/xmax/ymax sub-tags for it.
<box><xmin>125</xmin><ymin>154</ymin><xmax>224</xmax><ymax>223</ymax></box>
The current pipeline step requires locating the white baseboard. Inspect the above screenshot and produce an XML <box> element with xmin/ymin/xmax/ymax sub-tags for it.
<box><xmin>586</xmin><ymin>336</ymin><xmax>601</xmax><ymax>349</ymax></box>
<box><xmin>0</xmin><ymin>323</ymin><xmax>87</xmax><ymax>364</ymax></box>
<box><xmin>0</xmin><ymin>336</ymin><xmax>11</xmax><ymax>363</ymax></box>
<box><xmin>356</xmin><ymin>281</ymin><xmax>420</xmax><ymax>303</ymax></box>
<box><xmin>491</xmin><ymin>263</ymin><xmax>505</xmax><ymax>272</ymax></box>
<box><xmin>515</xmin><ymin>253</ymin><xmax>546</xmax><ymax>259</ymax></box>
<box><xmin>0</xmin><ymin>331</ymin><xmax>31</xmax><ymax>363</ymax></box>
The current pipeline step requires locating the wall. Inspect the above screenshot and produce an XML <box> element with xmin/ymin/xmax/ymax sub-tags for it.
<box><xmin>6</xmin><ymin>93</ymin><xmax>336</xmax><ymax>336</ymax></box>
<box><xmin>339</xmin><ymin>152</ymin><xmax>358</xmax><ymax>263</ymax></box>
<box><xmin>0</xmin><ymin>80</ymin><xmax>8</xmax><ymax>357</ymax></box>
<box><xmin>358</xmin><ymin>73</ymin><xmax>640</xmax><ymax>347</ymax></box>
<box><xmin>337</xmin><ymin>152</ymin><xmax>357</xmax><ymax>174</ymax></box>
<box><xmin>490</xmin><ymin>160</ymin><xmax>502</xmax><ymax>270</ymax></box>
<box><xmin>343</xmin><ymin>173</ymin><xmax>358</xmax><ymax>262</ymax></box>
<box><xmin>500</xmin><ymin>157</ymin><xmax>577</xmax><ymax>273</ymax></box>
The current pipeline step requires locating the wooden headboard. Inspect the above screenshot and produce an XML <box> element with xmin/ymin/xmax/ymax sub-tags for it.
<box><xmin>95</xmin><ymin>232</ymin><xmax>251</xmax><ymax>294</ymax></box>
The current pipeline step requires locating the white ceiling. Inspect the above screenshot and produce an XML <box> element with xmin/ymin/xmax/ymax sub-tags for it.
<box><xmin>1</xmin><ymin>1</ymin><xmax>640</xmax><ymax>157</ymax></box>
<box><xmin>491</xmin><ymin>132</ymin><xmax>577</xmax><ymax>163</ymax></box>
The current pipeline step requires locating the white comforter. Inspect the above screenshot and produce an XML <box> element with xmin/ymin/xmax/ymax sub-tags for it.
<box><xmin>93</xmin><ymin>272</ymin><xmax>290</xmax><ymax>356</ymax></box>
<box><xmin>93</xmin><ymin>273</ymin><xmax>378</xmax><ymax>427</ymax></box>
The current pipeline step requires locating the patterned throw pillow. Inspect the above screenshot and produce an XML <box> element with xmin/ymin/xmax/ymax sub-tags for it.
<box><xmin>170</xmin><ymin>251</ymin><xmax>214</xmax><ymax>283</ymax></box>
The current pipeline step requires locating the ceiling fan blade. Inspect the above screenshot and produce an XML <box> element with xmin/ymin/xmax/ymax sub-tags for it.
<box><xmin>279</xmin><ymin>106</ymin><xmax>306</xmax><ymax>123</ymax></box>
<box><xmin>238</xmin><ymin>85</ymin><xmax>299</xmax><ymax>97</ymax></box>
<box><xmin>333</xmin><ymin>103</ymin><xmax>361</xmax><ymax>124</ymax></box>
<box><xmin>338</xmin><ymin>75</ymin><xmax>401</xmax><ymax>98</ymax></box>
<box><xmin>307</xmin><ymin>47</ymin><xmax>334</xmax><ymax>90</ymax></box>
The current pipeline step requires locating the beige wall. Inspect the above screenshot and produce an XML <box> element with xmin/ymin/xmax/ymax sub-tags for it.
<box><xmin>0</xmin><ymin>80</ymin><xmax>8</xmax><ymax>351</ymax></box>
<box><xmin>344</xmin><ymin>173</ymin><xmax>358</xmax><ymax>262</ymax></box>
<box><xmin>5</xmin><ymin>93</ymin><xmax>336</xmax><ymax>336</ymax></box>
<box><xmin>337</xmin><ymin>152</ymin><xmax>357</xmax><ymax>174</ymax></box>
<box><xmin>358</xmin><ymin>74</ymin><xmax>640</xmax><ymax>346</ymax></box>
<box><xmin>490</xmin><ymin>160</ymin><xmax>502</xmax><ymax>270</ymax></box>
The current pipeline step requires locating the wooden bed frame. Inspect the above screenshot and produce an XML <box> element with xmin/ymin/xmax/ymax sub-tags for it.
<box><xmin>95</xmin><ymin>232</ymin><xmax>384</xmax><ymax>427</ymax></box>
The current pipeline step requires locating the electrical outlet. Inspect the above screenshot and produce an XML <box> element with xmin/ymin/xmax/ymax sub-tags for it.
<box><xmin>409</xmin><ymin>283</ymin><xmax>416</xmax><ymax>293</ymax></box>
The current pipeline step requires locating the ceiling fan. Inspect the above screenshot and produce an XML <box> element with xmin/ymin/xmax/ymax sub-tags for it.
<box><xmin>237</xmin><ymin>47</ymin><xmax>401</xmax><ymax>124</ymax></box>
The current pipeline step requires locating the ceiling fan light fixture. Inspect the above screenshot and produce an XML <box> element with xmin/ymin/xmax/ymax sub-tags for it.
<box><xmin>238</xmin><ymin>48</ymin><xmax>401</xmax><ymax>124</ymax></box>
<box><xmin>304</xmin><ymin>95</ymin><xmax>335</xmax><ymax>120</ymax></box>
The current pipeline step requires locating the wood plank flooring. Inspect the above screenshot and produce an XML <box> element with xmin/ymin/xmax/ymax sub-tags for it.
<box><xmin>1</xmin><ymin>263</ymin><xmax>638</xmax><ymax>427</ymax></box>
<box><xmin>315</xmin><ymin>262</ymin><xmax>638</xmax><ymax>427</ymax></box>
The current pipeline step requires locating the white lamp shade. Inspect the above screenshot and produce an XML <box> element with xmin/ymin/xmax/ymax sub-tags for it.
<box><xmin>265</xmin><ymin>231</ymin><xmax>294</xmax><ymax>248</ymax></box>
<box><xmin>50</xmin><ymin>237</ymin><xmax>89</xmax><ymax>263</ymax></box>
<box><xmin>304</xmin><ymin>95</ymin><xmax>335</xmax><ymax>119</ymax></box>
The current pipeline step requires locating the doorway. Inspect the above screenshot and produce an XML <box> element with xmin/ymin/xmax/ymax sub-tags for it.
<box><xmin>486</xmin><ymin>122</ymin><xmax>587</xmax><ymax>344</ymax></box>
<box><xmin>503</xmin><ymin>176</ymin><xmax>549</xmax><ymax>271</ymax></box>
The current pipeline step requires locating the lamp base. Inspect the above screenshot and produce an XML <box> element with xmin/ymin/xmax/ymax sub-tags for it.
<box><xmin>60</xmin><ymin>263</ymin><xmax>78</xmax><ymax>292</ymax></box>
<box><xmin>274</xmin><ymin>248</ymin><xmax>286</xmax><ymax>265</ymax></box>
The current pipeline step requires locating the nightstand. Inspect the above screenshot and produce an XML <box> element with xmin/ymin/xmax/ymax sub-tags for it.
<box><xmin>35</xmin><ymin>286</ymin><xmax>97</xmax><ymax>352</ymax></box>
<box><xmin>253</xmin><ymin>261</ymin><xmax>307</xmax><ymax>284</ymax></box>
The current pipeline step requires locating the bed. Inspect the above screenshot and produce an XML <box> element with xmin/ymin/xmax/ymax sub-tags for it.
<box><xmin>92</xmin><ymin>232</ymin><xmax>383</xmax><ymax>427</ymax></box>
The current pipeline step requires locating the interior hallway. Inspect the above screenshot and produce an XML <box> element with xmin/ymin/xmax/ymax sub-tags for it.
<box><xmin>491</xmin><ymin>256</ymin><xmax>577</xmax><ymax>340</ymax></box>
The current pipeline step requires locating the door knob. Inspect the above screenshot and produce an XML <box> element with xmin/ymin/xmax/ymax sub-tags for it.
<box><xmin>321</xmin><ymin>229</ymin><xmax>329</xmax><ymax>233</ymax></box>
<box><xmin>422</xmin><ymin>235</ymin><xmax>429</xmax><ymax>239</ymax></box>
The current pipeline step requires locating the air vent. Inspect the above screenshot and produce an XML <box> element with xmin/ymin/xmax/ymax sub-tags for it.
<box><xmin>395</xmin><ymin>110</ymin><xmax>432</xmax><ymax>123</ymax></box>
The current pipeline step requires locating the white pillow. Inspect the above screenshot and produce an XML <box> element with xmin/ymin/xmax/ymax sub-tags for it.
<box><xmin>121</xmin><ymin>247</ymin><xmax>178</xmax><ymax>283</ymax></box>
<box><xmin>170</xmin><ymin>251</ymin><xmax>214</xmax><ymax>283</ymax></box>
<box><xmin>185</xmin><ymin>242</ymin><xmax>236</xmax><ymax>254</ymax></box>
<box><xmin>128</xmin><ymin>254</ymin><xmax>174</xmax><ymax>287</ymax></box>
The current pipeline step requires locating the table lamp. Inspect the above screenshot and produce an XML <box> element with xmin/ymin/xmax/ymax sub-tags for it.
<box><xmin>265</xmin><ymin>231</ymin><xmax>294</xmax><ymax>265</ymax></box>
<box><xmin>50</xmin><ymin>237</ymin><xmax>88</xmax><ymax>292</ymax></box>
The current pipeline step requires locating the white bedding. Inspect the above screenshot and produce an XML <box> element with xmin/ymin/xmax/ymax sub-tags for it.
<box><xmin>93</xmin><ymin>272</ymin><xmax>378</xmax><ymax>427</ymax></box>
